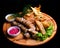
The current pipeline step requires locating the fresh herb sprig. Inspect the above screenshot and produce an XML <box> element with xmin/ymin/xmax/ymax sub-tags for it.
<box><xmin>22</xmin><ymin>4</ymin><xmax>32</xmax><ymax>16</ymax></box>
<box><xmin>13</xmin><ymin>5</ymin><xmax>32</xmax><ymax>17</ymax></box>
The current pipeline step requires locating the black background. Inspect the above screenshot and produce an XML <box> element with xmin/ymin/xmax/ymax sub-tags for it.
<box><xmin>0</xmin><ymin>0</ymin><xmax>59</xmax><ymax>48</ymax></box>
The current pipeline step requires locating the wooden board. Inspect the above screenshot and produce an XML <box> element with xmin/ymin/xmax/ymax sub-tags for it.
<box><xmin>3</xmin><ymin>12</ymin><xmax>57</xmax><ymax>46</ymax></box>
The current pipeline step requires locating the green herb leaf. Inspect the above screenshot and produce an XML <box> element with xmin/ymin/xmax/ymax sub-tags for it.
<box><xmin>12</xmin><ymin>13</ymin><xmax>22</xmax><ymax>17</ymax></box>
<box><xmin>22</xmin><ymin>5</ymin><xmax>32</xmax><ymax>16</ymax></box>
<box><xmin>47</xmin><ymin>25</ymin><xmax>53</xmax><ymax>30</ymax></box>
<box><xmin>46</xmin><ymin>29</ymin><xmax>53</xmax><ymax>36</ymax></box>
<box><xmin>40</xmin><ymin>35</ymin><xmax>48</xmax><ymax>40</ymax></box>
<box><xmin>46</xmin><ymin>23</ymin><xmax>53</xmax><ymax>36</ymax></box>
<box><xmin>36</xmin><ymin>33</ymin><xmax>42</xmax><ymax>37</ymax></box>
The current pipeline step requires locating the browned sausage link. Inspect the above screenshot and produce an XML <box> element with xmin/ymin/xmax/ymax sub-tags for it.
<box><xmin>13</xmin><ymin>21</ymin><xmax>27</xmax><ymax>32</ymax></box>
<box><xmin>16</xmin><ymin>17</ymin><xmax>35</xmax><ymax>30</ymax></box>
<box><xmin>18</xmin><ymin>25</ymin><xmax>28</xmax><ymax>32</ymax></box>
<box><xmin>12</xmin><ymin>21</ymin><xmax>38</xmax><ymax>34</ymax></box>
<box><xmin>24</xmin><ymin>33</ymin><xmax>30</xmax><ymax>38</ymax></box>
<box><xmin>12</xmin><ymin>21</ymin><xmax>19</xmax><ymax>25</ymax></box>
<box><xmin>35</xmin><ymin>20</ymin><xmax>46</xmax><ymax>34</ymax></box>
<box><xmin>28</xmin><ymin>29</ymin><xmax>38</xmax><ymax>34</ymax></box>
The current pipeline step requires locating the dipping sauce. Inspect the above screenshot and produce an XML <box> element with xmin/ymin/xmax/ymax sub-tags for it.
<box><xmin>9</xmin><ymin>28</ymin><xmax>19</xmax><ymax>34</ymax></box>
<box><xmin>7</xmin><ymin>26</ymin><xmax>20</xmax><ymax>37</ymax></box>
<box><xmin>7</xmin><ymin>16</ymin><xmax>14</xmax><ymax>21</ymax></box>
<box><xmin>5</xmin><ymin>14</ymin><xmax>15</xmax><ymax>22</ymax></box>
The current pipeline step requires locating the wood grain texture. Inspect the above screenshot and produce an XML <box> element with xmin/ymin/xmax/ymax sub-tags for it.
<box><xmin>3</xmin><ymin>12</ymin><xmax>57</xmax><ymax>46</ymax></box>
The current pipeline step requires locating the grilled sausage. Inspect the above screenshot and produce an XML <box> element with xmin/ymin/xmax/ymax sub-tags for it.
<box><xmin>16</xmin><ymin>17</ymin><xmax>35</xmax><ymax>30</ymax></box>
<box><xmin>35</xmin><ymin>20</ymin><xmax>46</xmax><ymax>34</ymax></box>
<box><xmin>12</xmin><ymin>21</ymin><xmax>38</xmax><ymax>34</ymax></box>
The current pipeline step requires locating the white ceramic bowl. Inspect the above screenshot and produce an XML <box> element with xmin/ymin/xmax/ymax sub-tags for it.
<box><xmin>5</xmin><ymin>14</ymin><xmax>15</xmax><ymax>22</ymax></box>
<box><xmin>7</xmin><ymin>26</ymin><xmax>20</xmax><ymax>37</ymax></box>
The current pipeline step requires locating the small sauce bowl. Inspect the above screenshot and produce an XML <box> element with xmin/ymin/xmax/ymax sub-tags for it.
<box><xmin>5</xmin><ymin>14</ymin><xmax>15</xmax><ymax>22</ymax></box>
<box><xmin>7</xmin><ymin>26</ymin><xmax>20</xmax><ymax>37</ymax></box>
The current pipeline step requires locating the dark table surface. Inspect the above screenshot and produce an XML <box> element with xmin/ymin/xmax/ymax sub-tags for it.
<box><xmin>0</xmin><ymin>0</ymin><xmax>59</xmax><ymax>48</ymax></box>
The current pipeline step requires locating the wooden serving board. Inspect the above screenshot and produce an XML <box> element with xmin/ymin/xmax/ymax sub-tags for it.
<box><xmin>3</xmin><ymin>12</ymin><xmax>57</xmax><ymax>46</ymax></box>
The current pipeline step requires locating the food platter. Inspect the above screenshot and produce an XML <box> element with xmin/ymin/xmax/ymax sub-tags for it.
<box><xmin>3</xmin><ymin>5</ymin><xmax>57</xmax><ymax>46</ymax></box>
